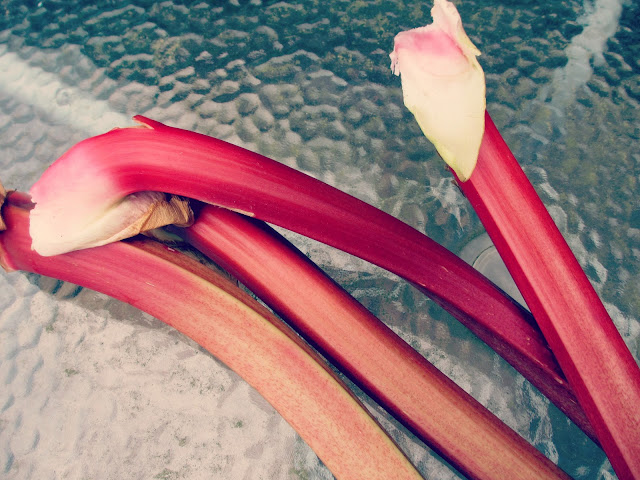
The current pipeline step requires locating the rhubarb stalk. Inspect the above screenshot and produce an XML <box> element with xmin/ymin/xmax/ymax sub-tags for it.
<box><xmin>178</xmin><ymin>204</ymin><xmax>574</xmax><ymax>480</ymax></box>
<box><xmin>26</xmin><ymin>116</ymin><xmax>583</xmax><ymax>437</ymax></box>
<box><xmin>457</xmin><ymin>114</ymin><xmax>640</xmax><ymax>480</ymax></box>
<box><xmin>0</xmin><ymin>190</ymin><xmax>425</xmax><ymax>480</ymax></box>
<box><xmin>389</xmin><ymin>1</ymin><xmax>640</xmax><ymax>477</ymax></box>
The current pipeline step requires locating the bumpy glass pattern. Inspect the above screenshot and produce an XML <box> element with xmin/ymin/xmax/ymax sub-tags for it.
<box><xmin>1</xmin><ymin>0</ymin><xmax>638</xmax><ymax>478</ymax></box>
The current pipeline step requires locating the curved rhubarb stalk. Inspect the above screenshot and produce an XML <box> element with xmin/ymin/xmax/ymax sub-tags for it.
<box><xmin>454</xmin><ymin>113</ymin><xmax>640</xmax><ymax>480</ymax></box>
<box><xmin>178</xmin><ymin>204</ymin><xmax>574</xmax><ymax>480</ymax></box>
<box><xmin>27</xmin><ymin>116</ymin><xmax>584</xmax><ymax>438</ymax></box>
<box><xmin>0</xmin><ymin>192</ymin><xmax>425</xmax><ymax>480</ymax></box>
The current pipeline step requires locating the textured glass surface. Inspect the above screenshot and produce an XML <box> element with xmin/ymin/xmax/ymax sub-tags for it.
<box><xmin>1</xmin><ymin>0</ymin><xmax>638</xmax><ymax>478</ymax></box>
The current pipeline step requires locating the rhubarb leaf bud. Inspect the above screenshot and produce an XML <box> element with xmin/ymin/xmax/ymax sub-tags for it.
<box><xmin>390</xmin><ymin>0</ymin><xmax>486</xmax><ymax>181</ymax></box>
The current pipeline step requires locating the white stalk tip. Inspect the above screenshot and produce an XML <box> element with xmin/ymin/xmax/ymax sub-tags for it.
<box><xmin>390</xmin><ymin>0</ymin><xmax>486</xmax><ymax>181</ymax></box>
<box><xmin>30</xmin><ymin>189</ymin><xmax>193</xmax><ymax>256</ymax></box>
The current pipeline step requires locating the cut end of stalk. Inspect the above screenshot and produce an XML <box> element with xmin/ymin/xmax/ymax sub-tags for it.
<box><xmin>0</xmin><ymin>180</ymin><xmax>7</xmax><ymax>232</ymax></box>
<box><xmin>390</xmin><ymin>0</ymin><xmax>486</xmax><ymax>181</ymax></box>
<box><xmin>0</xmin><ymin>179</ymin><xmax>12</xmax><ymax>272</ymax></box>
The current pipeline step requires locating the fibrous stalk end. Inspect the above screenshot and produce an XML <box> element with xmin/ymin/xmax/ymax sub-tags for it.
<box><xmin>0</xmin><ymin>180</ymin><xmax>7</xmax><ymax>232</ymax></box>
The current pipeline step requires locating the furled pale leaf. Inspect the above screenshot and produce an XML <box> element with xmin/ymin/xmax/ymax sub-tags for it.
<box><xmin>390</xmin><ymin>0</ymin><xmax>485</xmax><ymax>180</ymax></box>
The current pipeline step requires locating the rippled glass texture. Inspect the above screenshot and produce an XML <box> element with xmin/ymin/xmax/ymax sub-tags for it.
<box><xmin>0</xmin><ymin>0</ymin><xmax>638</xmax><ymax>478</ymax></box>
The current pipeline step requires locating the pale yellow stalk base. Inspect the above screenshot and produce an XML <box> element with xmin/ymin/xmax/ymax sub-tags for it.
<box><xmin>390</xmin><ymin>0</ymin><xmax>486</xmax><ymax>181</ymax></box>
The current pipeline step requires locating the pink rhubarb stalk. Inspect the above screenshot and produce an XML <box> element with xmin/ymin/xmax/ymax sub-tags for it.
<box><xmin>179</xmin><ymin>204</ymin><xmax>573</xmax><ymax>480</ymax></box>
<box><xmin>26</xmin><ymin>116</ymin><xmax>587</xmax><ymax>438</ymax></box>
<box><xmin>0</xmin><ymin>190</ymin><xmax>425</xmax><ymax>480</ymax></box>
<box><xmin>455</xmin><ymin>113</ymin><xmax>640</xmax><ymax>480</ymax></box>
<box><xmin>390</xmin><ymin>2</ymin><xmax>639</xmax><ymax>475</ymax></box>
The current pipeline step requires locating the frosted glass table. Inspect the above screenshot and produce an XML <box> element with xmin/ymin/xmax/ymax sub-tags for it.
<box><xmin>1</xmin><ymin>1</ymin><xmax>638</xmax><ymax>478</ymax></box>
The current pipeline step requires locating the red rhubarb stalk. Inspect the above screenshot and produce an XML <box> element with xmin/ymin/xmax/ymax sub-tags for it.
<box><xmin>0</xmin><ymin>190</ymin><xmax>425</xmax><ymax>480</ymax></box>
<box><xmin>455</xmin><ymin>112</ymin><xmax>640</xmax><ymax>480</ymax></box>
<box><xmin>179</xmin><ymin>204</ymin><xmax>575</xmax><ymax>479</ymax></box>
<box><xmin>27</xmin><ymin>116</ymin><xmax>584</xmax><ymax>437</ymax></box>
<box><xmin>389</xmin><ymin>2</ymin><xmax>639</xmax><ymax>473</ymax></box>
